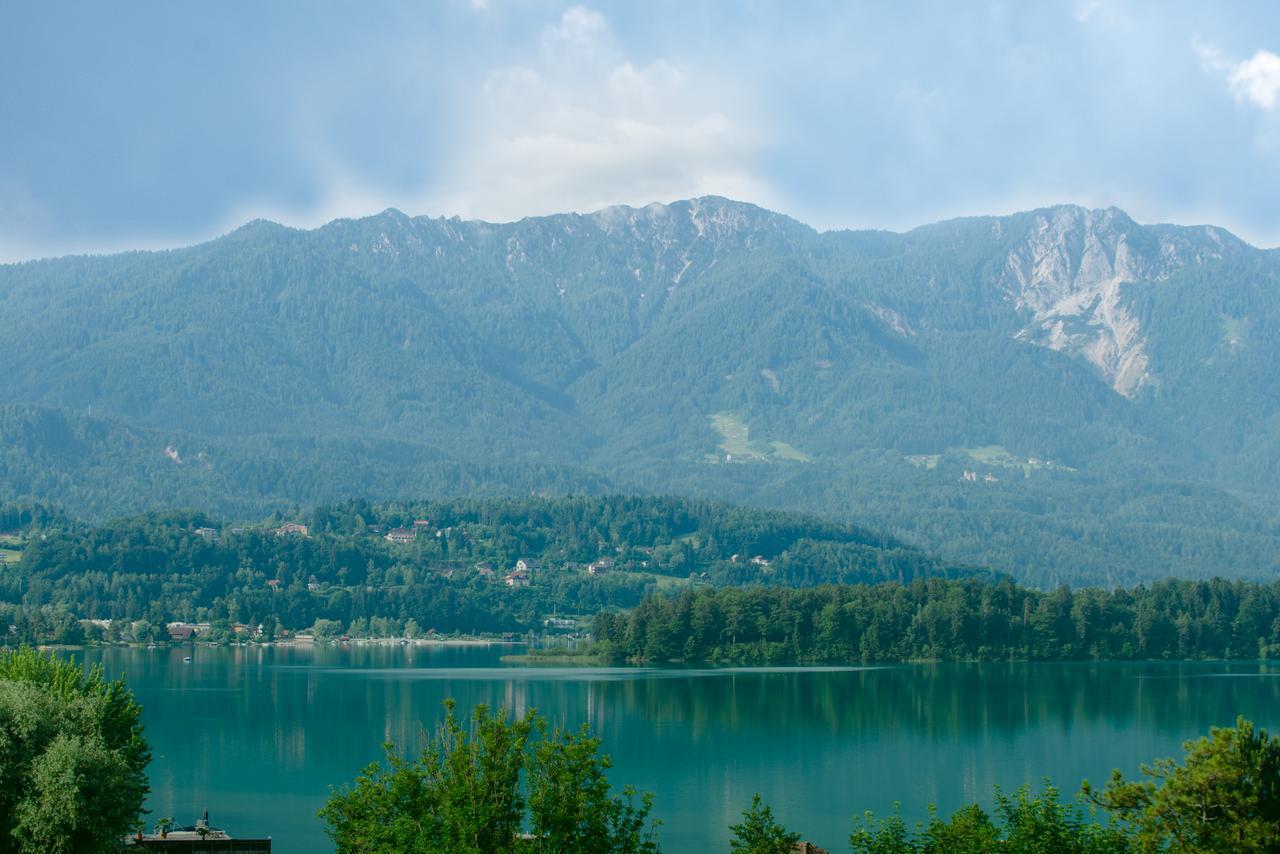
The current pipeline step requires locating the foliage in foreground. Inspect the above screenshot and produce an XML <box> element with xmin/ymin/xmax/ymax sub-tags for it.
<box><xmin>323</xmin><ymin>703</ymin><xmax>1280</xmax><ymax>854</ymax></box>
<box><xmin>849</xmin><ymin>783</ymin><xmax>1131</xmax><ymax>853</ymax></box>
<box><xmin>1084</xmin><ymin>715</ymin><xmax>1280</xmax><ymax>852</ymax></box>
<box><xmin>849</xmin><ymin>717</ymin><xmax>1280</xmax><ymax>853</ymax></box>
<box><xmin>729</xmin><ymin>794</ymin><xmax>802</xmax><ymax>854</ymax></box>
<box><xmin>319</xmin><ymin>700</ymin><xmax>659</xmax><ymax>854</ymax></box>
<box><xmin>0</xmin><ymin>647</ymin><xmax>150</xmax><ymax>854</ymax></box>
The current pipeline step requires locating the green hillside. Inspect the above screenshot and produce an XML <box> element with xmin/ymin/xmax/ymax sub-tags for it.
<box><xmin>1</xmin><ymin>198</ymin><xmax>1278</xmax><ymax>585</ymax></box>
<box><xmin>2</xmin><ymin>496</ymin><xmax>976</xmax><ymax>640</ymax></box>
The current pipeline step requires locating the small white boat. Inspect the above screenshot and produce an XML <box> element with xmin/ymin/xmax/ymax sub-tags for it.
<box><xmin>182</xmin><ymin>656</ymin><xmax>192</xmax><ymax>663</ymax></box>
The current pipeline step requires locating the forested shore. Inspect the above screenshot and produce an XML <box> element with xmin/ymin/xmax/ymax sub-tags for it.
<box><xmin>588</xmin><ymin>578</ymin><xmax>1280</xmax><ymax>664</ymax></box>
<box><xmin>5</xmin><ymin>497</ymin><xmax>1280</xmax><ymax>665</ymax></box>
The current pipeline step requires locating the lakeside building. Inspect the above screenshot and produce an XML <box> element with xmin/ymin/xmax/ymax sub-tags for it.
<box><xmin>126</xmin><ymin>812</ymin><xmax>270</xmax><ymax>852</ymax></box>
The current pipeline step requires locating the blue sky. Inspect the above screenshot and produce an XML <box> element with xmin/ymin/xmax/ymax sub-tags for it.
<box><xmin>2</xmin><ymin>0</ymin><xmax>1278</xmax><ymax>260</ymax></box>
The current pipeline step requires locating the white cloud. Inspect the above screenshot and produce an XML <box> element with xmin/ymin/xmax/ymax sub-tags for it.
<box><xmin>419</xmin><ymin>5</ymin><xmax>772</xmax><ymax>221</ymax></box>
<box><xmin>1192</xmin><ymin>37</ymin><xmax>1228</xmax><ymax>73</ymax></box>
<box><xmin>1071</xmin><ymin>0</ymin><xmax>1103</xmax><ymax>24</ymax></box>
<box><xmin>1195</xmin><ymin>40</ymin><xmax>1280</xmax><ymax>111</ymax></box>
<box><xmin>1228</xmin><ymin>50</ymin><xmax>1280</xmax><ymax>110</ymax></box>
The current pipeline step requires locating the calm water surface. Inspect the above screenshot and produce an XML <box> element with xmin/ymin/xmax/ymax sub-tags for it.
<box><xmin>79</xmin><ymin>646</ymin><xmax>1280</xmax><ymax>852</ymax></box>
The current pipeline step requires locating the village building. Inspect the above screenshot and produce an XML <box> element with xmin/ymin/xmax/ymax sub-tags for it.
<box><xmin>306</xmin><ymin>574</ymin><xmax>320</xmax><ymax>591</ymax></box>
<box><xmin>194</xmin><ymin>527</ymin><xmax>218</xmax><ymax>541</ymax></box>
<box><xmin>413</xmin><ymin>519</ymin><xmax>432</xmax><ymax>528</ymax></box>
<box><xmin>385</xmin><ymin>526</ymin><xmax>416</xmax><ymax>544</ymax></box>
<box><xmin>515</xmin><ymin>557</ymin><xmax>542</xmax><ymax>573</ymax></box>
<box><xmin>165</xmin><ymin>622</ymin><xmax>209</xmax><ymax>642</ymax></box>
<box><xmin>504</xmin><ymin>569</ymin><xmax>531</xmax><ymax>588</ymax></box>
<box><xmin>274</xmin><ymin>522</ymin><xmax>309</xmax><ymax>538</ymax></box>
<box><xmin>474</xmin><ymin>561</ymin><xmax>495</xmax><ymax>578</ymax></box>
<box><xmin>543</xmin><ymin>616</ymin><xmax>575</xmax><ymax>631</ymax></box>
<box><xmin>587</xmin><ymin>557</ymin><xmax>614</xmax><ymax>576</ymax></box>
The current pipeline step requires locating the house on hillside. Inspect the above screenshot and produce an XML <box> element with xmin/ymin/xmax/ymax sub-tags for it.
<box><xmin>474</xmin><ymin>561</ymin><xmax>495</xmax><ymax>578</ymax></box>
<box><xmin>307</xmin><ymin>575</ymin><xmax>320</xmax><ymax>591</ymax></box>
<box><xmin>385</xmin><ymin>527</ymin><xmax>417</xmax><ymax>544</ymax></box>
<box><xmin>166</xmin><ymin>622</ymin><xmax>209</xmax><ymax>642</ymax></box>
<box><xmin>194</xmin><ymin>527</ymin><xmax>218</xmax><ymax>541</ymax></box>
<box><xmin>515</xmin><ymin>558</ymin><xmax>542</xmax><ymax>574</ymax></box>
<box><xmin>504</xmin><ymin>569</ymin><xmax>531</xmax><ymax>588</ymax></box>
<box><xmin>587</xmin><ymin>557</ymin><xmax>614</xmax><ymax>576</ymax></box>
<box><xmin>274</xmin><ymin>523</ymin><xmax>309</xmax><ymax>538</ymax></box>
<box><xmin>413</xmin><ymin>519</ymin><xmax>432</xmax><ymax>528</ymax></box>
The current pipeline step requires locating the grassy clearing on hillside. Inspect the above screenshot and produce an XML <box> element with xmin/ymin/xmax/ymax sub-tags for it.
<box><xmin>965</xmin><ymin>445</ymin><xmax>1024</xmax><ymax>467</ymax></box>
<box><xmin>708</xmin><ymin>413</ymin><xmax>812</xmax><ymax>464</ymax></box>
<box><xmin>0</xmin><ymin>535</ymin><xmax>23</xmax><ymax>565</ymax></box>
<box><xmin>769</xmin><ymin>441</ymin><xmax>813</xmax><ymax>462</ymax></box>
<box><xmin>1222</xmin><ymin>315</ymin><xmax>1250</xmax><ymax>348</ymax></box>
<box><xmin>709</xmin><ymin>413</ymin><xmax>767</xmax><ymax>460</ymax></box>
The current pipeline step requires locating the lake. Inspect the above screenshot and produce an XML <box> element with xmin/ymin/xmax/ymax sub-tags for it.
<box><xmin>78</xmin><ymin>645</ymin><xmax>1280</xmax><ymax>852</ymax></box>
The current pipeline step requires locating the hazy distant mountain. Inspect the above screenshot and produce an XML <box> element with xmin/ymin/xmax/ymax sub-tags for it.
<box><xmin>2</xmin><ymin>197</ymin><xmax>1278</xmax><ymax>584</ymax></box>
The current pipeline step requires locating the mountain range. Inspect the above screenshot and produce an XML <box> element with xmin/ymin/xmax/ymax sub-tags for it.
<box><xmin>2</xmin><ymin>197</ymin><xmax>1278</xmax><ymax>586</ymax></box>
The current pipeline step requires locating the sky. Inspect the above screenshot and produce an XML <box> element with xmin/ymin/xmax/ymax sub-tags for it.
<box><xmin>1</xmin><ymin>0</ymin><xmax>1279</xmax><ymax>261</ymax></box>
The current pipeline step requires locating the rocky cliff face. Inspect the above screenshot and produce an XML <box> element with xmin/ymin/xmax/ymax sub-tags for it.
<box><xmin>1000</xmin><ymin>206</ymin><xmax>1241</xmax><ymax>396</ymax></box>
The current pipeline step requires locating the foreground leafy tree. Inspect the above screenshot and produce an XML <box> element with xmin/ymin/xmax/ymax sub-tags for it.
<box><xmin>849</xmin><ymin>783</ymin><xmax>1132</xmax><ymax>853</ymax></box>
<box><xmin>1084</xmin><ymin>716</ymin><xmax>1280</xmax><ymax>852</ymax></box>
<box><xmin>320</xmin><ymin>700</ymin><xmax>659</xmax><ymax>853</ymax></box>
<box><xmin>526</xmin><ymin>721</ymin><xmax>658</xmax><ymax>853</ymax></box>
<box><xmin>729</xmin><ymin>794</ymin><xmax>801</xmax><ymax>854</ymax></box>
<box><xmin>0</xmin><ymin>647</ymin><xmax>150</xmax><ymax>854</ymax></box>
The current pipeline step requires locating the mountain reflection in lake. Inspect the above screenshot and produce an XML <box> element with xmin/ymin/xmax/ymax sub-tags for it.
<box><xmin>79</xmin><ymin>645</ymin><xmax>1280</xmax><ymax>853</ymax></box>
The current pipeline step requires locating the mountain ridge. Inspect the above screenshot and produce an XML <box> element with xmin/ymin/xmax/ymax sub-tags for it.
<box><xmin>1</xmin><ymin>197</ymin><xmax>1278</xmax><ymax>586</ymax></box>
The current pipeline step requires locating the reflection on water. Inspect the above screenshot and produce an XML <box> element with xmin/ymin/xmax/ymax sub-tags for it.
<box><xmin>78</xmin><ymin>646</ymin><xmax>1280</xmax><ymax>853</ymax></box>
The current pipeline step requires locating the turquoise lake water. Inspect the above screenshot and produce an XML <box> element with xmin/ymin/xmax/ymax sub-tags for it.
<box><xmin>78</xmin><ymin>645</ymin><xmax>1280</xmax><ymax>852</ymax></box>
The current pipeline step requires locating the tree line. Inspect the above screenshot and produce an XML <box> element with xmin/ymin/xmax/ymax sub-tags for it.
<box><xmin>590</xmin><ymin>577</ymin><xmax>1280</xmax><ymax>664</ymax></box>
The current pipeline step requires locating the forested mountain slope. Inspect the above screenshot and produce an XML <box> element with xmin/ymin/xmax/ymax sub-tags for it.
<box><xmin>1</xmin><ymin>198</ymin><xmax>1277</xmax><ymax>585</ymax></box>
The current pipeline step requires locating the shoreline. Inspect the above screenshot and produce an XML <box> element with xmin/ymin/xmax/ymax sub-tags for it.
<box><xmin>35</xmin><ymin>636</ymin><xmax>527</xmax><ymax>652</ymax></box>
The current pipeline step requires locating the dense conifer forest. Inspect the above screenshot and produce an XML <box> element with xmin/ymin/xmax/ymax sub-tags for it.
<box><xmin>590</xmin><ymin>578</ymin><xmax>1280</xmax><ymax>664</ymax></box>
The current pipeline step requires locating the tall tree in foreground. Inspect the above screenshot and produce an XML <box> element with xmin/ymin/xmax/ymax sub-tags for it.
<box><xmin>1083</xmin><ymin>715</ymin><xmax>1280</xmax><ymax>852</ymax></box>
<box><xmin>0</xmin><ymin>647</ymin><xmax>150</xmax><ymax>854</ymax></box>
<box><xmin>319</xmin><ymin>700</ymin><xmax>660</xmax><ymax>853</ymax></box>
<box><xmin>729</xmin><ymin>794</ymin><xmax>801</xmax><ymax>854</ymax></box>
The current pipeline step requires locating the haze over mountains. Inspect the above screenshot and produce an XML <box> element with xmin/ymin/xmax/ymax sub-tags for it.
<box><xmin>2</xmin><ymin>197</ymin><xmax>1278</xmax><ymax>586</ymax></box>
